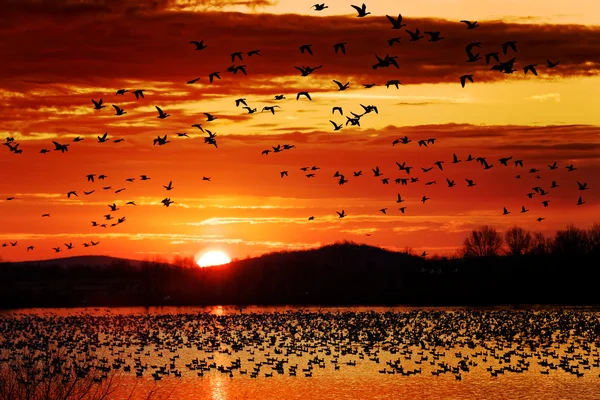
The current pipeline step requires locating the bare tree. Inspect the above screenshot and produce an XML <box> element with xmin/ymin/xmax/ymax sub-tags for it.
<box><xmin>588</xmin><ymin>223</ymin><xmax>600</xmax><ymax>254</ymax></box>
<box><xmin>530</xmin><ymin>232</ymin><xmax>551</xmax><ymax>255</ymax></box>
<box><xmin>505</xmin><ymin>226</ymin><xmax>533</xmax><ymax>256</ymax></box>
<box><xmin>462</xmin><ymin>225</ymin><xmax>504</xmax><ymax>257</ymax></box>
<box><xmin>552</xmin><ymin>225</ymin><xmax>589</xmax><ymax>256</ymax></box>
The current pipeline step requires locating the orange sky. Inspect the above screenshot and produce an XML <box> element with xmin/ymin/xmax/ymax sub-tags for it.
<box><xmin>0</xmin><ymin>0</ymin><xmax>599</xmax><ymax>262</ymax></box>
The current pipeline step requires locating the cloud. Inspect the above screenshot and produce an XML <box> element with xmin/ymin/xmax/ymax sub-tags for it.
<box><xmin>0</xmin><ymin>12</ymin><xmax>598</xmax><ymax>93</ymax></box>
<box><xmin>527</xmin><ymin>93</ymin><xmax>561</xmax><ymax>102</ymax></box>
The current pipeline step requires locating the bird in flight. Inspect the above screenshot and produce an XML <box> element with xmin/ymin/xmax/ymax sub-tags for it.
<box><xmin>156</xmin><ymin>106</ymin><xmax>170</xmax><ymax>119</ymax></box>
<box><xmin>460</xmin><ymin>20</ymin><xmax>479</xmax><ymax>29</ymax></box>
<box><xmin>351</xmin><ymin>3</ymin><xmax>370</xmax><ymax>17</ymax></box>
<box><xmin>337</xmin><ymin>210</ymin><xmax>346</xmax><ymax>218</ymax></box>
<box><xmin>333</xmin><ymin>80</ymin><xmax>350</xmax><ymax>91</ymax></box>
<box><xmin>209</xmin><ymin>72</ymin><xmax>221</xmax><ymax>83</ymax></box>
<box><xmin>97</xmin><ymin>132</ymin><xmax>109</xmax><ymax>143</ymax></box>
<box><xmin>333</xmin><ymin>42</ymin><xmax>347</xmax><ymax>54</ymax></box>
<box><xmin>262</xmin><ymin>106</ymin><xmax>280</xmax><ymax>115</ymax></box>
<box><xmin>190</xmin><ymin>40</ymin><xmax>207</xmax><ymax>50</ymax></box>
<box><xmin>164</xmin><ymin>181</ymin><xmax>174</xmax><ymax>191</ymax></box>
<box><xmin>92</xmin><ymin>99</ymin><xmax>105</xmax><ymax>110</ymax></box>
<box><xmin>460</xmin><ymin>74</ymin><xmax>473</xmax><ymax>88</ymax></box>
<box><xmin>112</xmin><ymin>105</ymin><xmax>126</xmax><ymax>115</ymax></box>
<box><xmin>311</xmin><ymin>3</ymin><xmax>328</xmax><ymax>11</ymax></box>
<box><xmin>297</xmin><ymin>92</ymin><xmax>312</xmax><ymax>101</ymax></box>
<box><xmin>386</xmin><ymin>14</ymin><xmax>406</xmax><ymax>29</ymax></box>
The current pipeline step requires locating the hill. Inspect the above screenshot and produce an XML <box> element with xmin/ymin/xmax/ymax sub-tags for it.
<box><xmin>1</xmin><ymin>241</ymin><xmax>599</xmax><ymax>308</ymax></box>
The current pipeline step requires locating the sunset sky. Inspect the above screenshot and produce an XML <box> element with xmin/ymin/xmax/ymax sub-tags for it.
<box><xmin>0</xmin><ymin>0</ymin><xmax>599</xmax><ymax>262</ymax></box>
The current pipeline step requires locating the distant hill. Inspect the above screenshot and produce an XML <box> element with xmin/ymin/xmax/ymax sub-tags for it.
<box><xmin>1</xmin><ymin>241</ymin><xmax>600</xmax><ymax>308</ymax></box>
<box><xmin>7</xmin><ymin>255</ymin><xmax>144</xmax><ymax>269</ymax></box>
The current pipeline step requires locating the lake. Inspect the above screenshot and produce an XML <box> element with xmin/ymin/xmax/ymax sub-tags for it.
<box><xmin>1</xmin><ymin>306</ymin><xmax>600</xmax><ymax>399</ymax></box>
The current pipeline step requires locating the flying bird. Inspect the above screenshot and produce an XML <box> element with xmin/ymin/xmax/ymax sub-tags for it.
<box><xmin>386</xmin><ymin>14</ymin><xmax>406</xmax><ymax>29</ymax></box>
<box><xmin>351</xmin><ymin>3</ymin><xmax>370</xmax><ymax>17</ymax></box>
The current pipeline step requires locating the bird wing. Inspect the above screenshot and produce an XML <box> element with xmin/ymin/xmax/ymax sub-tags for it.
<box><xmin>385</xmin><ymin>15</ymin><xmax>398</xmax><ymax>24</ymax></box>
<box><xmin>156</xmin><ymin>106</ymin><xmax>163</xmax><ymax>114</ymax></box>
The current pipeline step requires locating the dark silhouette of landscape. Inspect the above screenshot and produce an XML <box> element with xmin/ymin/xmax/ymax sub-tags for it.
<box><xmin>1</xmin><ymin>223</ymin><xmax>598</xmax><ymax>309</ymax></box>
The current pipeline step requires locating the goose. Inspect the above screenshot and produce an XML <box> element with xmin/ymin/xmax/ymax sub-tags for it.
<box><xmin>92</xmin><ymin>99</ymin><xmax>105</xmax><ymax>110</ymax></box>
<box><xmin>112</xmin><ymin>105</ymin><xmax>126</xmax><ymax>115</ymax></box>
<box><xmin>351</xmin><ymin>3</ymin><xmax>370</xmax><ymax>17</ymax></box>
<box><xmin>156</xmin><ymin>106</ymin><xmax>170</xmax><ymax>119</ymax></box>
<box><xmin>386</xmin><ymin>14</ymin><xmax>406</xmax><ymax>29</ymax></box>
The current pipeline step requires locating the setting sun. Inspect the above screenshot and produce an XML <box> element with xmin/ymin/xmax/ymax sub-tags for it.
<box><xmin>196</xmin><ymin>251</ymin><xmax>231</xmax><ymax>268</ymax></box>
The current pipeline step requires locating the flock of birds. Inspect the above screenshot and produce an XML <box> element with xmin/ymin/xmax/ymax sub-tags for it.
<box><xmin>0</xmin><ymin>3</ymin><xmax>589</xmax><ymax>257</ymax></box>
<box><xmin>2</xmin><ymin>309</ymin><xmax>600</xmax><ymax>393</ymax></box>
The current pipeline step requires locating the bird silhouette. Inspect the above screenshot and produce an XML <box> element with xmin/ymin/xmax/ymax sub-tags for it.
<box><xmin>156</xmin><ymin>106</ymin><xmax>170</xmax><ymax>119</ymax></box>
<box><xmin>577</xmin><ymin>182</ymin><xmax>589</xmax><ymax>191</ymax></box>
<box><xmin>406</xmin><ymin>29</ymin><xmax>424</xmax><ymax>41</ymax></box>
<box><xmin>386</xmin><ymin>14</ymin><xmax>406</xmax><ymax>29</ymax></box>
<box><xmin>189</xmin><ymin>40</ymin><xmax>207</xmax><ymax>50</ymax></box>
<box><xmin>112</xmin><ymin>105</ymin><xmax>126</xmax><ymax>115</ymax></box>
<box><xmin>208</xmin><ymin>72</ymin><xmax>221</xmax><ymax>83</ymax></box>
<box><xmin>297</xmin><ymin>92</ymin><xmax>312</xmax><ymax>101</ymax></box>
<box><xmin>299</xmin><ymin>44</ymin><xmax>313</xmax><ymax>55</ymax></box>
<box><xmin>351</xmin><ymin>3</ymin><xmax>370</xmax><ymax>17</ymax></box>
<box><xmin>336</xmin><ymin>210</ymin><xmax>346</xmax><ymax>218</ymax></box>
<box><xmin>460</xmin><ymin>74</ymin><xmax>474</xmax><ymax>88</ymax></box>
<box><xmin>501</xmin><ymin>41</ymin><xmax>518</xmax><ymax>54</ymax></box>
<box><xmin>333</xmin><ymin>80</ymin><xmax>350</xmax><ymax>91</ymax></box>
<box><xmin>92</xmin><ymin>99</ymin><xmax>105</xmax><ymax>110</ymax></box>
<box><xmin>333</xmin><ymin>42</ymin><xmax>347</xmax><ymax>54</ymax></box>
<box><xmin>460</xmin><ymin>20</ymin><xmax>479</xmax><ymax>29</ymax></box>
<box><xmin>97</xmin><ymin>132</ymin><xmax>109</xmax><ymax>143</ymax></box>
<box><xmin>524</xmin><ymin>64</ymin><xmax>538</xmax><ymax>76</ymax></box>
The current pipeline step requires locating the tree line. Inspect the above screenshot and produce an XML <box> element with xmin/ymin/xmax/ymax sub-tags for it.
<box><xmin>461</xmin><ymin>223</ymin><xmax>600</xmax><ymax>257</ymax></box>
<box><xmin>0</xmin><ymin>223</ymin><xmax>599</xmax><ymax>308</ymax></box>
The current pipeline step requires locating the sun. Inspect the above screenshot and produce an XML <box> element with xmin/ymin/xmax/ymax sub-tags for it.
<box><xmin>196</xmin><ymin>251</ymin><xmax>231</xmax><ymax>268</ymax></box>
